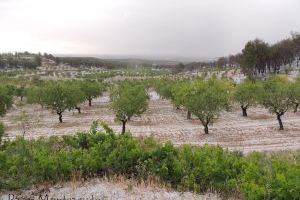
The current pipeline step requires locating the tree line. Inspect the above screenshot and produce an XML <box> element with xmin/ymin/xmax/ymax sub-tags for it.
<box><xmin>0</xmin><ymin>78</ymin><xmax>149</xmax><ymax>135</ymax></box>
<box><xmin>26</xmin><ymin>80</ymin><xmax>105</xmax><ymax>123</ymax></box>
<box><xmin>0</xmin><ymin>52</ymin><xmax>42</xmax><ymax>69</ymax></box>
<box><xmin>240</xmin><ymin>33</ymin><xmax>300</xmax><ymax>80</ymax></box>
<box><xmin>1</xmin><ymin>76</ymin><xmax>300</xmax><ymax>135</ymax></box>
<box><xmin>153</xmin><ymin>76</ymin><xmax>300</xmax><ymax>133</ymax></box>
<box><xmin>178</xmin><ymin>33</ymin><xmax>300</xmax><ymax>75</ymax></box>
<box><xmin>56</xmin><ymin>57</ymin><xmax>128</xmax><ymax>69</ymax></box>
<box><xmin>0</xmin><ymin>80</ymin><xmax>103</xmax><ymax>125</ymax></box>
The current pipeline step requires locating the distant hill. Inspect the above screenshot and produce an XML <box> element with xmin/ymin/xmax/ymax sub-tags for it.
<box><xmin>55</xmin><ymin>55</ymin><xmax>181</xmax><ymax>68</ymax></box>
<box><xmin>55</xmin><ymin>54</ymin><xmax>212</xmax><ymax>65</ymax></box>
<box><xmin>104</xmin><ymin>58</ymin><xmax>180</xmax><ymax>66</ymax></box>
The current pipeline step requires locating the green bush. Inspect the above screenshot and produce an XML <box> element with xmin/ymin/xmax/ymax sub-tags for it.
<box><xmin>241</xmin><ymin>152</ymin><xmax>300</xmax><ymax>200</ymax></box>
<box><xmin>0</xmin><ymin>128</ymin><xmax>299</xmax><ymax>199</ymax></box>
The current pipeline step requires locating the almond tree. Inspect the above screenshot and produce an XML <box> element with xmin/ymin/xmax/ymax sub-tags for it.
<box><xmin>15</xmin><ymin>86</ymin><xmax>26</xmax><ymax>101</ymax></box>
<box><xmin>153</xmin><ymin>79</ymin><xmax>175</xmax><ymax>100</ymax></box>
<box><xmin>111</xmin><ymin>82</ymin><xmax>149</xmax><ymax>134</ymax></box>
<box><xmin>234</xmin><ymin>81</ymin><xmax>263</xmax><ymax>117</ymax></box>
<box><xmin>259</xmin><ymin>76</ymin><xmax>292</xmax><ymax>130</ymax></box>
<box><xmin>42</xmin><ymin>83</ymin><xmax>84</xmax><ymax>123</ymax></box>
<box><xmin>26</xmin><ymin>86</ymin><xmax>45</xmax><ymax>108</ymax></box>
<box><xmin>153</xmin><ymin>79</ymin><xmax>180</xmax><ymax>109</ymax></box>
<box><xmin>288</xmin><ymin>78</ymin><xmax>300</xmax><ymax>113</ymax></box>
<box><xmin>185</xmin><ymin>79</ymin><xmax>231</xmax><ymax>134</ymax></box>
<box><xmin>65</xmin><ymin>81</ymin><xmax>85</xmax><ymax>114</ymax></box>
<box><xmin>80</xmin><ymin>81</ymin><xmax>105</xmax><ymax>106</ymax></box>
<box><xmin>172</xmin><ymin>81</ymin><xmax>193</xmax><ymax>119</ymax></box>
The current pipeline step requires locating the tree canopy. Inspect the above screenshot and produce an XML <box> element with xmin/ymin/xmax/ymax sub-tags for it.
<box><xmin>40</xmin><ymin>82</ymin><xmax>85</xmax><ymax>123</ymax></box>
<box><xmin>259</xmin><ymin>76</ymin><xmax>292</xmax><ymax>130</ymax></box>
<box><xmin>26</xmin><ymin>86</ymin><xmax>45</xmax><ymax>107</ymax></box>
<box><xmin>172</xmin><ymin>81</ymin><xmax>194</xmax><ymax>119</ymax></box>
<box><xmin>184</xmin><ymin>79</ymin><xmax>231</xmax><ymax>134</ymax></box>
<box><xmin>153</xmin><ymin>79</ymin><xmax>176</xmax><ymax>100</ymax></box>
<box><xmin>234</xmin><ymin>81</ymin><xmax>263</xmax><ymax>117</ymax></box>
<box><xmin>64</xmin><ymin>81</ymin><xmax>85</xmax><ymax>113</ymax></box>
<box><xmin>111</xmin><ymin>82</ymin><xmax>149</xmax><ymax>134</ymax></box>
<box><xmin>80</xmin><ymin>81</ymin><xmax>105</xmax><ymax>106</ymax></box>
<box><xmin>240</xmin><ymin>39</ymin><xmax>269</xmax><ymax>80</ymax></box>
<box><xmin>288</xmin><ymin>78</ymin><xmax>300</xmax><ymax>113</ymax></box>
<box><xmin>15</xmin><ymin>86</ymin><xmax>26</xmax><ymax>101</ymax></box>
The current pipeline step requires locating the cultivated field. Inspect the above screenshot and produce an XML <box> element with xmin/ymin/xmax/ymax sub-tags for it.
<box><xmin>3</xmin><ymin>90</ymin><xmax>300</xmax><ymax>154</ymax></box>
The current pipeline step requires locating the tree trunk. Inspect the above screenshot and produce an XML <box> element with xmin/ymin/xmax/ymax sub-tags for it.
<box><xmin>241</xmin><ymin>106</ymin><xmax>247</xmax><ymax>117</ymax></box>
<box><xmin>88</xmin><ymin>98</ymin><xmax>92</xmax><ymax>106</ymax></box>
<box><xmin>277</xmin><ymin>113</ymin><xmax>284</xmax><ymax>130</ymax></box>
<box><xmin>75</xmin><ymin>106</ymin><xmax>81</xmax><ymax>114</ymax></box>
<box><xmin>204</xmin><ymin>124</ymin><xmax>209</xmax><ymax>134</ymax></box>
<box><xmin>187</xmin><ymin>110</ymin><xmax>191</xmax><ymax>119</ymax></box>
<box><xmin>294</xmin><ymin>103</ymin><xmax>299</xmax><ymax>113</ymax></box>
<box><xmin>58</xmin><ymin>112</ymin><xmax>63</xmax><ymax>123</ymax></box>
<box><xmin>121</xmin><ymin>120</ymin><xmax>127</xmax><ymax>134</ymax></box>
<box><xmin>20</xmin><ymin>96</ymin><xmax>23</xmax><ymax>101</ymax></box>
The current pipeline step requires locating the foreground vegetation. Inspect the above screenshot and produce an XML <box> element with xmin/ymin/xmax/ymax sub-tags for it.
<box><xmin>0</xmin><ymin>123</ymin><xmax>299</xmax><ymax>200</ymax></box>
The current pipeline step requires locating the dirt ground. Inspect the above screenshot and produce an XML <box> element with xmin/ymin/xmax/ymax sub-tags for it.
<box><xmin>3</xmin><ymin>178</ymin><xmax>222</xmax><ymax>200</ymax></box>
<box><xmin>2</xmin><ymin>91</ymin><xmax>300</xmax><ymax>154</ymax></box>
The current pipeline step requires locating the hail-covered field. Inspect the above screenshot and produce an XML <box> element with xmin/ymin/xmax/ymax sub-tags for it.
<box><xmin>3</xmin><ymin>90</ymin><xmax>300</xmax><ymax>154</ymax></box>
<box><xmin>13</xmin><ymin>178</ymin><xmax>221</xmax><ymax>200</ymax></box>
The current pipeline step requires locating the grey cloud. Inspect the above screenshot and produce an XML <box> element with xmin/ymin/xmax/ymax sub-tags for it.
<box><xmin>0</xmin><ymin>0</ymin><xmax>299</xmax><ymax>60</ymax></box>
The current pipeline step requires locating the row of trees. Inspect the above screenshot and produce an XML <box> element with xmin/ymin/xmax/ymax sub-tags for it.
<box><xmin>0</xmin><ymin>52</ymin><xmax>42</xmax><ymax>69</ymax></box>
<box><xmin>26</xmin><ymin>81</ymin><xmax>105</xmax><ymax>122</ymax></box>
<box><xmin>56</xmin><ymin>57</ymin><xmax>127</xmax><ymax>69</ymax></box>
<box><xmin>180</xmin><ymin>33</ymin><xmax>300</xmax><ymax>75</ymax></box>
<box><xmin>234</xmin><ymin>76</ymin><xmax>296</xmax><ymax>130</ymax></box>
<box><xmin>153</xmin><ymin>78</ymin><xmax>231</xmax><ymax>134</ymax></box>
<box><xmin>0</xmin><ymin>78</ymin><xmax>149</xmax><ymax>134</ymax></box>
<box><xmin>183</xmin><ymin>54</ymin><xmax>241</xmax><ymax>71</ymax></box>
<box><xmin>240</xmin><ymin>33</ymin><xmax>300</xmax><ymax>79</ymax></box>
<box><xmin>153</xmin><ymin>76</ymin><xmax>300</xmax><ymax>133</ymax></box>
<box><xmin>1</xmin><ymin>76</ymin><xmax>299</xmax><ymax>135</ymax></box>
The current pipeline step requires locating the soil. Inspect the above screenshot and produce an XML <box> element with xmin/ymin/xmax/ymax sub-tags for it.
<box><xmin>2</xmin><ymin>91</ymin><xmax>300</xmax><ymax>154</ymax></box>
<box><xmin>7</xmin><ymin>178</ymin><xmax>223</xmax><ymax>200</ymax></box>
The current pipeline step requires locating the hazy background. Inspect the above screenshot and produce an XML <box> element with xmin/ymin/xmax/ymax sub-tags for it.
<box><xmin>0</xmin><ymin>0</ymin><xmax>299</xmax><ymax>60</ymax></box>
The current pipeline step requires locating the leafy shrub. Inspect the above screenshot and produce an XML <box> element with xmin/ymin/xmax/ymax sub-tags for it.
<box><xmin>0</xmin><ymin>128</ymin><xmax>299</xmax><ymax>200</ymax></box>
<box><xmin>241</xmin><ymin>152</ymin><xmax>300</xmax><ymax>200</ymax></box>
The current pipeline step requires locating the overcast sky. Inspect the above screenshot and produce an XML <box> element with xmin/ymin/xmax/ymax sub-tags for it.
<box><xmin>0</xmin><ymin>0</ymin><xmax>299</xmax><ymax>60</ymax></box>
